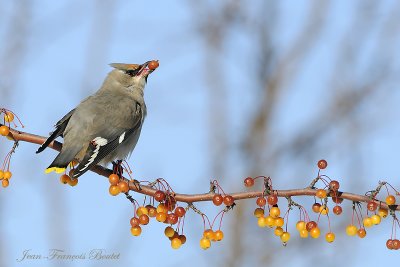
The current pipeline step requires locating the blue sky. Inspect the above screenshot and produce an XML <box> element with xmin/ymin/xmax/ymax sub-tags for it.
<box><xmin>1</xmin><ymin>1</ymin><xmax>400</xmax><ymax>267</ymax></box>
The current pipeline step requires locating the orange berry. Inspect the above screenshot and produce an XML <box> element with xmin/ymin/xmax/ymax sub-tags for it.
<box><xmin>223</xmin><ymin>195</ymin><xmax>234</xmax><ymax>206</ymax></box>
<box><xmin>253</xmin><ymin>208</ymin><xmax>264</xmax><ymax>218</ymax></box>
<box><xmin>317</xmin><ymin>159</ymin><xmax>327</xmax><ymax>169</ymax></box>
<box><xmin>214</xmin><ymin>230</ymin><xmax>224</xmax><ymax>241</ymax></box>
<box><xmin>118</xmin><ymin>180</ymin><xmax>129</xmax><ymax>193</ymax></box>
<box><xmin>156</xmin><ymin>212</ymin><xmax>167</xmax><ymax>222</ymax></box>
<box><xmin>108</xmin><ymin>174</ymin><xmax>119</xmax><ymax>185</ymax></box>
<box><xmin>274</xmin><ymin>217</ymin><xmax>284</xmax><ymax>227</ymax></box>
<box><xmin>212</xmin><ymin>194</ymin><xmax>223</xmax><ymax>206</ymax></box>
<box><xmin>269</xmin><ymin>206</ymin><xmax>280</xmax><ymax>218</ymax></box>
<box><xmin>178</xmin><ymin>234</ymin><xmax>187</xmax><ymax>244</ymax></box>
<box><xmin>136</xmin><ymin>206</ymin><xmax>149</xmax><ymax>216</ymax></box>
<box><xmin>378</xmin><ymin>208</ymin><xmax>388</xmax><ymax>218</ymax></box>
<box><xmin>148</xmin><ymin>60</ymin><xmax>159</xmax><ymax>70</ymax></box>
<box><xmin>333</xmin><ymin>205</ymin><xmax>342</xmax><ymax>215</ymax></box>
<box><xmin>166</xmin><ymin>213</ymin><xmax>179</xmax><ymax>225</ymax></box>
<box><xmin>2</xmin><ymin>179</ymin><xmax>9</xmax><ymax>188</ymax></box>
<box><xmin>109</xmin><ymin>185</ymin><xmax>120</xmax><ymax>196</ymax></box>
<box><xmin>157</xmin><ymin>203</ymin><xmax>168</xmax><ymax>213</ymax></box>
<box><xmin>174</xmin><ymin>206</ymin><xmax>186</xmax><ymax>217</ymax></box>
<box><xmin>130</xmin><ymin>217</ymin><xmax>140</xmax><ymax>227</ymax></box>
<box><xmin>346</xmin><ymin>225</ymin><xmax>357</xmax><ymax>236</ymax></box>
<box><xmin>60</xmin><ymin>174</ymin><xmax>71</xmax><ymax>184</ymax></box>
<box><xmin>4</xmin><ymin>112</ymin><xmax>14</xmax><ymax>122</ymax></box>
<box><xmin>171</xmin><ymin>237</ymin><xmax>182</xmax><ymax>249</ymax></box>
<box><xmin>147</xmin><ymin>205</ymin><xmax>157</xmax><ymax>217</ymax></box>
<box><xmin>3</xmin><ymin>171</ymin><xmax>12</xmax><ymax>180</ymax></box>
<box><xmin>130</xmin><ymin>226</ymin><xmax>142</xmax><ymax>236</ymax></box>
<box><xmin>274</xmin><ymin>227</ymin><xmax>284</xmax><ymax>237</ymax></box>
<box><xmin>329</xmin><ymin>180</ymin><xmax>340</xmax><ymax>191</ymax></box>
<box><xmin>299</xmin><ymin>229</ymin><xmax>309</xmax><ymax>238</ymax></box>
<box><xmin>267</xmin><ymin>195</ymin><xmax>278</xmax><ymax>205</ymax></box>
<box><xmin>392</xmin><ymin>239</ymin><xmax>400</xmax><ymax>250</ymax></box>
<box><xmin>312</xmin><ymin>203</ymin><xmax>321</xmax><ymax>213</ymax></box>
<box><xmin>357</xmin><ymin>228</ymin><xmax>366</xmax><ymax>238</ymax></box>
<box><xmin>296</xmin><ymin>221</ymin><xmax>306</xmax><ymax>232</ymax></box>
<box><xmin>139</xmin><ymin>214</ymin><xmax>149</xmax><ymax>225</ymax></box>
<box><xmin>68</xmin><ymin>178</ymin><xmax>78</xmax><ymax>186</ymax></box>
<box><xmin>256</xmin><ymin>197</ymin><xmax>267</xmax><ymax>207</ymax></box>
<box><xmin>325</xmin><ymin>232</ymin><xmax>335</xmax><ymax>243</ymax></box>
<box><xmin>310</xmin><ymin>227</ymin><xmax>321</xmax><ymax>238</ymax></box>
<box><xmin>316</xmin><ymin>189</ymin><xmax>327</xmax><ymax>199</ymax></box>
<box><xmin>200</xmin><ymin>237</ymin><xmax>211</xmax><ymax>250</ymax></box>
<box><xmin>244</xmin><ymin>177</ymin><xmax>254</xmax><ymax>187</ymax></box>
<box><xmin>367</xmin><ymin>201</ymin><xmax>378</xmax><ymax>211</ymax></box>
<box><xmin>386</xmin><ymin>195</ymin><xmax>396</xmax><ymax>205</ymax></box>
<box><xmin>154</xmin><ymin>190</ymin><xmax>166</xmax><ymax>202</ymax></box>
<box><xmin>280</xmin><ymin>232</ymin><xmax>291</xmax><ymax>242</ymax></box>
<box><xmin>164</xmin><ymin>226</ymin><xmax>175</xmax><ymax>237</ymax></box>
<box><xmin>203</xmin><ymin>229</ymin><xmax>214</xmax><ymax>240</ymax></box>
<box><xmin>0</xmin><ymin>126</ymin><xmax>9</xmax><ymax>136</ymax></box>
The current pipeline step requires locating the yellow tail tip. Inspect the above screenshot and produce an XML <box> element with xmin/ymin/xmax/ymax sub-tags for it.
<box><xmin>45</xmin><ymin>167</ymin><xmax>66</xmax><ymax>174</ymax></box>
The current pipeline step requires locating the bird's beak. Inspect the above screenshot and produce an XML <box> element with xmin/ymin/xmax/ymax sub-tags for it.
<box><xmin>137</xmin><ymin>61</ymin><xmax>154</xmax><ymax>77</ymax></box>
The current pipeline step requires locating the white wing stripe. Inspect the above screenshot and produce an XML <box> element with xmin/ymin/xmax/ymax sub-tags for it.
<box><xmin>80</xmin><ymin>137</ymin><xmax>108</xmax><ymax>171</ymax></box>
<box><xmin>119</xmin><ymin>132</ymin><xmax>126</xmax><ymax>144</ymax></box>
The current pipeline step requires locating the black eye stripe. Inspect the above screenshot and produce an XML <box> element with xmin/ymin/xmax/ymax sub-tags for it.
<box><xmin>125</xmin><ymin>69</ymin><xmax>138</xmax><ymax>76</ymax></box>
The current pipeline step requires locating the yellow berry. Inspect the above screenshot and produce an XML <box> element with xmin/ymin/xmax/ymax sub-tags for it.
<box><xmin>378</xmin><ymin>208</ymin><xmax>388</xmax><ymax>218</ymax></box>
<box><xmin>4</xmin><ymin>112</ymin><xmax>14</xmax><ymax>122</ymax></box>
<box><xmin>130</xmin><ymin>226</ymin><xmax>142</xmax><ymax>236</ymax></box>
<box><xmin>299</xmin><ymin>229</ymin><xmax>309</xmax><ymax>238</ymax></box>
<box><xmin>346</xmin><ymin>225</ymin><xmax>357</xmax><ymax>236</ymax></box>
<box><xmin>319</xmin><ymin>205</ymin><xmax>329</xmax><ymax>215</ymax></box>
<box><xmin>363</xmin><ymin>217</ymin><xmax>373</xmax><ymax>228</ymax></box>
<box><xmin>0</xmin><ymin>125</ymin><xmax>9</xmax><ymax>136</ymax></box>
<box><xmin>386</xmin><ymin>195</ymin><xmax>396</xmax><ymax>205</ymax></box>
<box><xmin>371</xmin><ymin>214</ymin><xmax>381</xmax><ymax>225</ymax></box>
<box><xmin>171</xmin><ymin>237</ymin><xmax>182</xmax><ymax>249</ymax></box>
<box><xmin>274</xmin><ymin>217</ymin><xmax>284</xmax><ymax>227</ymax></box>
<box><xmin>269</xmin><ymin>207</ymin><xmax>280</xmax><ymax>218</ymax></box>
<box><xmin>214</xmin><ymin>230</ymin><xmax>224</xmax><ymax>241</ymax></box>
<box><xmin>200</xmin><ymin>238</ymin><xmax>211</xmax><ymax>250</ymax></box>
<box><xmin>253</xmin><ymin>208</ymin><xmax>264</xmax><ymax>218</ymax></box>
<box><xmin>156</xmin><ymin>212</ymin><xmax>167</xmax><ymax>222</ymax></box>
<box><xmin>157</xmin><ymin>203</ymin><xmax>168</xmax><ymax>213</ymax></box>
<box><xmin>136</xmin><ymin>206</ymin><xmax>149</xmax><ymax>216</ymax></box>
<box><xmin>274</xmin><ymin>227</ymin><xmax>284</xmax><ymax>236</ymax></box>
<box><xmin>280</xmin><ymin>232</ymin><xmax>291</xmax><ymax>242</ymax></box>
<box><xmin>316</xmin><ymin>189</ymin><xmax>327</xmax><ymax>199</ymax></box>
<box><xmin>265</xmin><ymin>215</ymin><xmax>275</xmax><ymax>228</ymax></box>
<box><xmin>257</xmin><ymin>217</ymin><xmax>267</xmax><ymax>227</ymax></box>
<box><xmin>2</xmin><ymin>179</ymin><xmax>9</xmax><ymax>188</ymax></box>
<box><xmin>203</xmin><ymin>229</ymin><xmax>214</xmax><ymax>240</ymax></box>
<box><xmin>109</xmin><ymin>185</ymin><xmax>120</xmax><ymax>196</ymax></box>
<box><xmin>310</xmin><ymin>227</ymin><xmax>321</xmax><ymax>238</ymax></box>
<box><xmin>296</xmin><ymin>221</ymin><xmax>306</xmax><ymax>231</ymax></box>
<box><xmin>3</xmin><ymin>171</ymin><xmax>12</xmax><ymax>180</ymax></box>
<box><xmin>325</xmin><ymin>232</ymin><xmax>335</xmax><ymax>243</ymax></box>
<box><xmin>164</xmin><ymin>226</ymin><xmax>175</xmax><ymax>237</ymax></box>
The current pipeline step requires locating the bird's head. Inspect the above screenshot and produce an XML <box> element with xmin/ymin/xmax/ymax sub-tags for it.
<box><xmin>108</xmin><ymin>60</ymin><xmax>159</xmax><ymax>90</ymax></box>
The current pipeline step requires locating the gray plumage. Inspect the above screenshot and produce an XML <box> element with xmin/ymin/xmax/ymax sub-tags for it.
<box><xmin>37</xmin><ymin>61</ymin><xmax>157</xmax><ymax>178</ymax></box>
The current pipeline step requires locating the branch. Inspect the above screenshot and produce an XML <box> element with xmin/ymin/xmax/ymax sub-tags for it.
<box><xmin>3</xmin><ymin>124</ymin><xmax>399</xmax><ymax>211</ymax></box>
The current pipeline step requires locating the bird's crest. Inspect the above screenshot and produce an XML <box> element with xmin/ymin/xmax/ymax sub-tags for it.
<box><xmin>109</xmin><ymin>63</ymin><xmax>140</xmax><ymax>71</ymax></box>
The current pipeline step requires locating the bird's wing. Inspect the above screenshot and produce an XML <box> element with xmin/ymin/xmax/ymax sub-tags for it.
<box><xmin>71</xmin><ymin>102</ymin><xmax>144</xmax><ymax>178</ymax></box>
<box><xmin>36</xmin><ymin>108</ymin><xmax>76</xmax><ymax>153</ymax></box>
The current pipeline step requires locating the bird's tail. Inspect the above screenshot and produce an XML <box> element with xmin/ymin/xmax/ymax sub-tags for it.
<box><xmin>45</xmin><ymin>147</ymin><xmax>80</xmax><ymax>174</ymax></box>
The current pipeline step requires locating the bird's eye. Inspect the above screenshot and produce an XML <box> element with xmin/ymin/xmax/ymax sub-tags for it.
<box><xmin>125</xmin><ymin>69</ymin><xmax>138</xmax><ymax>77</ymax></box>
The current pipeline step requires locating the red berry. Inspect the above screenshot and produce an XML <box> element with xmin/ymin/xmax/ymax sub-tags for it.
<box><xmin>244</xmin><ymin>177</ymin><xmax>254</xmax><ymax>187</ymax></box>
<box><xmin>267</xmin><ymin>195</ymin><xmax>278</xmax><ymax>205</ymax></box>
<box><xmin>223</xmin><ymin>195</ymin><xmax>234</xmax><ymax>206</ymax></box>
<box><xmin>333</xmin><ymin>205</ymin><xmax>342</xmax><ymax>215</ymax></box>
<box><xmin>317</xmin><ymin>159</ymin><xmax>328</xmax><ymax>169</ymax></box>
<box><xmin>154</xmin><ymin>190</ymin><xmax>166</xmax><ymax>202</ymax></box>
<box><xmin>139</xmin><ymin>214</ymin><xmax>149</xmax><ymax>225</ymax></box>
<box><xmin>167</xmin><ymin>213</ymin><xmax>179</xmax><ymax>225</ymax></box>
<box><xmin>367</xmin><ymin>201</ymin><xmax>378</xmax><ymax>212</ymax></box>
<box><xmin>306</xmin><ymin>221</ymin><xmax>317</xmax><ymax>232</ymax></box>
<box><xmin>148</xmin><ymin>60</ymin><xmax>159</xmax><ymax>70</ymax></box>
<box><xmin>357</xmin><ymin>228</ymin><xmax>367</xmax><ymax>238</ymax></box>
<box><xmin>130</xmin><ymin>217</ymin><xmax>140</xmax><ymax>227</ymax></box>
<box><xmin>392</xmin><ymin>239</ymin><xmax>400</xmax><ymax>250</ymax></box>
<box><xmin>212</xmin><ymin>194</ymin><xmax>223</xmax><ymax>206</ymax></box>
<box><xmin>386</xmin><ymin>239</ymin><xmax>394</xmax><ymax>250</ymax></box>
<box><xmin>312</xmin><ymin>203</ymin><xmax>321</xmax><ymax>213</ymax></box>
<box><xmin>256</xmin><ymin>197</ymin><xmax>267</xmax><ymax>207</ymax></box>
<box><xmin>329</xmin><ymin>180</ymin><xmax>340</xmax><ymax>191</ymax></box>
<box><xmin>174</xmin><ymin>206</ymin><xmax>186</xmax><ymax>217</ymax></box>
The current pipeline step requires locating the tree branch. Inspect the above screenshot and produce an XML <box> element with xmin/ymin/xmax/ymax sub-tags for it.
<box><xmin>2</xmin><ymin>124</ymin><xmax>399</xmax><ymax>211</ymax></box>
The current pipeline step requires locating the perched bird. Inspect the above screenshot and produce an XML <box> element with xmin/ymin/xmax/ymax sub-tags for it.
<box><xmin>37</xmin><ymin>60</ymin><xmax>159</xmax><ymax>178</ymax></box>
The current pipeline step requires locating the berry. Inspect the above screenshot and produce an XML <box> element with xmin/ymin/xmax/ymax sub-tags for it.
<box><xmin>378</xmin><ymin>208</ymin><xmax>388</xmax><ymax>218</ymax></box>
<box><xmin>139</xmin><ymin>214</ymin><xmax>149</xmax><ymax>225</ymax></box>
<box><xmin>274</xmin><ymin>217</ymin><xmax>284</xmax><ymax>227</ymax></box>
<box><xmin>130</xmin><ymin>217</ymin><xmax>140</xmax><ymax>227</ymax></box>
<box><xmin>60</xmin><ymin>174</ymin><xmax>71</xmax><ymax>184</ymax></box>
<box><xmin>371</xmin><ymin>214</ymin><xmax>381</xmax><ymax>225</ymax></box>
<box><xmin>253</xmin><ymin>208</ymin><xmax>264</xmax><ymax>218</ymax></box>
<box><xmin>171</xmin><ymin>237</ymin><xmax>182</xmax><ymax>249</ymax></box>
<box><xmin>136</xmin><ymin>206</ymin><xmax>149</xmax><ymax>216</ymax></box>
<box><xmin>244</xmin><ymin>177</ymin><xmax>254</xmax><ymax>187</ymax></box>
<box><xmin>4</xmin><ymin>112</ymin><xmax>14</xmax><ymax>122</ymax></box>
<box><xmin>223</xmin><ymin>195</ymin><xmax>234</xmax><ymax>206</ymax></box>
<box><xmin>357</xmin><ymin>228</ymin><xmax>366</xmax><ymax>238</ymax></box>
<box><xmin>274</xmin><ymin>227</ymin><xmax>284</xmax><ymax>236</ymax></box>
<box><xmin>154</xmin><ymin>190</ymin><xmax>166</xmax><ymax>202</ymax></box>
<box><xmin>367</xmin><ymin>201</ymin><xmax>378</xmax><ymax>212</ymax></box>
<box><xmin>168</xmin><ymin>231</ymin><xmax>179</xmax><ymax>241</ymax></box>
<box><xmin>2</xmin><ymin>179</ymin><xmax>9</xmax><ymax>188</ymax></box>
<box><xmin>0</xmin><ymin>126</ymin><xmax>9</xmax><ymax>136</ymax></box>
<box><xmin>257</xmin><ymin>217</ymin><xmax>267</xmax><ymax>228</ymax></box>
<box><xmin>346</xmin><ymin>225</ymin><xmax>357</xmax><ymax>236</ymax></box>
<box><xmin>363</xmin><ymin>217</ymin><xmax>373</xmax><ymax>228</ymax></box>
<box><xmin>256</xmin><ymin>197</ymin><xmax>267</xmax><ymax>207</ymax></box>
<box><xmin>386</xmin><ymin>239</ymin><xmax>394</xmax><ymax>250</ymax></box>
<box><xmin>325</xmin><ymin>232</ymin><xmax>335</xmax><ymax>243</ymax></box>
<box><xmin>146</xmin><ymin>205</ymin><xmax>157</xmax><ymax>217</ymax></box>
<box><xmin>299</xmin><ymin>229</ymin><xmax>309</xmax><ymax>238</ymax></box>
<box><xmin>317</xmin><ymin>159</ymin><xmax>327</xmax><ymax>169</ymax></box>
<box><xmin>148</xmin><ymin>60</ymin><xmax>159</xmax><ymax>70</ymax></box>
<box><xmin>174</xmin><ymin>206</ymin><xmax>186</xmax><ymax>217</ymax></box>
<box><xmin>178</xmin><ymin>234</ymin><xmax>187</xmax><ymax>244</ymax></box>
<box><xmin>3</xmin><ymin>171</ymin><xmax>11</xmax><ymax>180</ymax></box>
<box><xmin>312</xmin><ymin>203</ymin><xmax>321</xmax><ymax>213</ymax></box>
<box><xmin>280</xmin><ymin>232</ymin><xmax>290</xmax><ymax>243</ymax></box>
<box><xmin>165</xmin><ymin>197</ymin><xmax>177</xmax><ymax>211</ymax></box>
<box><xmin>156</xmin><ymin>212</ymin><xmax>167</xmax><ymax>222</ymax></box>
<box><xmin>68</xmin><ymin>178</ymin><xmax>78</xmax><ymax>186</ymax></box>
<box><xmin>108</xmin><ymin>174</ymin><xmax>119</xmax><ymax>185</ymax></box>
<box><xmin>319</xmin><ymin>205</ymin><xmax>329</xmax><ymax>215</ymax></box>
<box><xmin>130</xmin><ymin>226</ymin><xmax>142</xmax><ymax>236</ymax></box>
<box><xmin>212</xmin><ymin>194</ymin><xmax>223</xmax><ymax>206</ymax></box>
<box><xmin>316</xmin><ymin>189</ymin><xmax>327</xmax><ymax>199</ymax></box>
<box><xmin>265</xmin><ymin>216</ymin><xmax>275</xmax><ymax>228</ymax></box>
<box><xmin>267</xmin><ymin>195</ymin><xmax>278</xmax><ymax>205</ymax></box>
<box><xmin>310</xmin><ymin>227</ymin><xmax>321</xmax><ymax>238</ymax></box>
<box><xmin>333</xmin><ymin>205</ymin><xmax>342</xmax><ymax>215</ymax></box>
<box><xmin>200</xmin><ymin>238</ymin><xmax>211</xmax><ymax>250</ymax></box>
<box><xmin>329</xmin><ymin>180</ymin><xmax>340</xmax><ymax>191</ymax></box>
<box><xmin>164</xmin><ymin>226</ymin><xmax>175</xmax><ymax>237</ymax></box>
<box><xmin>203</xmin><ymin>229</ymin><xmax>214</xmax><ymax>240</ymax></box>
<box><xmin>392</xmin><ymin>239</ymin><xmax>400</xmax><ymax>250</ymax></box>
<box><xmin>386</xmin><ymin>195</ymin><xmax>396</xmax><ymax>205</ymax></box>
<box><xmin>214</xmin><ymin>230</ymin><xmax>224</xmax><ymax>241</ymax></box>
<box><xmin>296</xmin><ymin>221</ymin><xmax>306</xmax><ymax>231</ymax></box>
<box><xmin>269</xmin><ymin>206</ymin><xmax>280</xmax><ymax>218</ymax></box>
<box><xmin>306</xmin><ymin>221</ymin><xmax>317</xmax><ymax>232</ymax></box>
<box><xmin>109</xmin><ymin>185</ymin><xmax>120</xmax><ymax>196</ymax></box>
<box><xmin>156</xmin><ymin>203</ymin><xmax>168</xmax><ymax>213</ymax></box>
<box><xmin>166</xmin><ymin>213</ymin><xmax>179</xmax><ymax>225</ymax></box>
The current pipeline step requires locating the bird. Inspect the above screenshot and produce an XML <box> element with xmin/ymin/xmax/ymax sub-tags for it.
<box><xmin>36</xmin><ymin>60</ymin><xmax>158</xmax><ymax>178</ymax></box>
